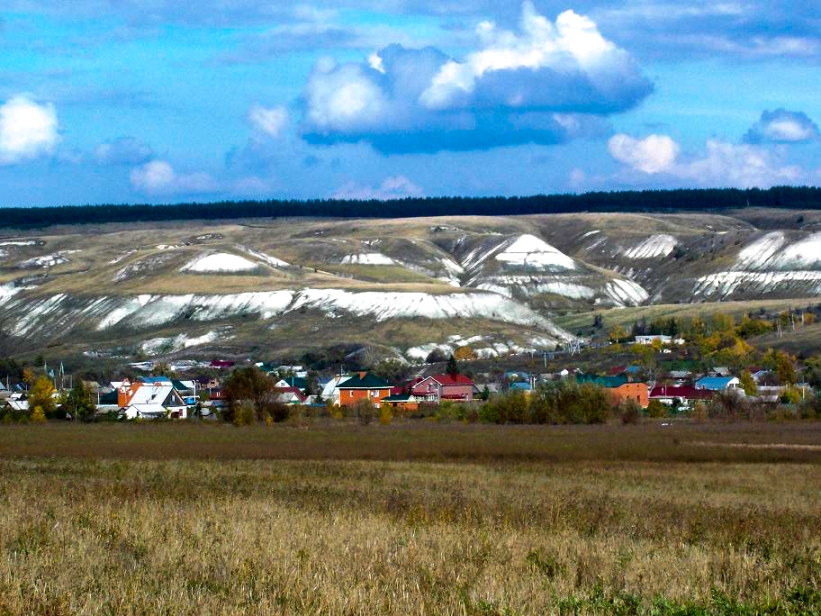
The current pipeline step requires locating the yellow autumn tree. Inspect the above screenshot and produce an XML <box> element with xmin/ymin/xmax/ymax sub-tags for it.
<box><xmin>30</xmin><ymin>406</ymin><xmax>47</xmax><ymax>423</ymax></box>
<box><xmin>28</xmin><ymin>375</ymin><xmax>56</xmax><ymax>417</ymax></box>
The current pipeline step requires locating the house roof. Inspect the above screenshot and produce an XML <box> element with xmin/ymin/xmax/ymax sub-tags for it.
<box><xmin>576</xmin><ymin>373</ymin><xmax>630</xmax><ymax>388</ymax></box>
<box><xmin>99</xmin><ymin>390</ymin><xmax>119</xmax><ymax>405</ymax></box>
<box><xmin>429</xmin><ymin>374</ymin><xmax>475</xmax><ymax>386</ymax></box>
<box><xmin>272</xmin><ymin>386</ymin><xmax>307</xmax><ymax>403</ymax></box>
<box><xmin>277</xmin><ymin>376</ymin><xmax>308</xmax><ymax>391</ymax></box>
<box><xmin>695</xmin><ymin>376</ymin><xmax>737</xmax><ymax>391</ymax></box>
<box><xmin>337</xmin><ymin>373</ymin><xmax>392</xmax><ymax>390</ymax></box>
<box><xmin>650</xmin><ymin>385</ymin><xmax>714</xmax><ymax>400</ymax></box>
<box><xmin>383</xmin><ymin>394</ymin><xmax>418</xmax><ymax>403</ymax></box>
<box><xmin>509</xmin><ymin>382</ymin><xmax>532</xmax><ymax>391</ymax></box>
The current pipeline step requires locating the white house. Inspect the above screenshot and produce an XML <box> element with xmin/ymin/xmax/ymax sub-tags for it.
<box><xmin>634</xmin><ymin>335</ymin><xmax>685</xmax><ymax>346</ymax></box>
<box><xmin>118</xmin><ymin>377</ymin><xmax>189</xmax><ymax>420</ymax></box>
<box><xmin>320</xmin><ymin>375</ymin><xmax>352</xmax><ymax>406</ymax></box>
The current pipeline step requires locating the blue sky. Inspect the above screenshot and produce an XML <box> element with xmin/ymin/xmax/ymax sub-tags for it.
<box><xmin>0</xmin><ymin>0</ymin><xmax>819</xmax><ymax>206</ymax></box>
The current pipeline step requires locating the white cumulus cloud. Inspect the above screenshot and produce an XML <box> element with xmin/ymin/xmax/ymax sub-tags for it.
<box><xmin>608</xmin><ymin>134</ymin><xmax>679</xmax><ymax>174</ymax></box>
<box><xmin>609</xmin><ymin>132</ymin><xmax>802</xmax><ymax>188</ymax></box>
<box><xmin>744</xmin><ymin>109</ymin><xmax>820</xmax><ymax>144</ymax></box>
<box><xmin>300</xmin><ymin>3</ymin><xmax>650</xmax><ymax>154</ymax></box>
<box><xmin>331</xmin><ymin>176</ymin><xmax>424</xmax><ymax>200</ymax></box>
<box><xmin>248</xmin><ymin>105</ymin><xmax>290</xmax><ymax>138</ymax></box>
<box><xmin>0</xmin><ymin>95</ymin><xmax>59</xmax><ymax>164</ymax></box>
<box><xmin>130</xmin><ymin>160</ymin><xmax>218</xmax><ymax>196</ymax></box>
<box><xmin>678</xmin><ymin>140</ymin><xmax>801</xmax><ymax>188</ymax></box>
<box><xmin>421</xmin><ymin>3</ymin><xmax>647</xmax><ymax>112</ymax></box>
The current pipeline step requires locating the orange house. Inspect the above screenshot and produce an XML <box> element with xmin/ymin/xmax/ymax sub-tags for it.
<box><xmin>576</xmin><ymin>374</ymin><xmax>649</xmax><ymax>408</ymax></box>
<box><xmin>381</xmin><ymin>393</ymin><xmax>420</xmax><ymax>413</ymax></box>
<box><xmin>607</xmin><ymin>382</ymin><xmax>649</xmax><ymax>408</ymax></box>
<box><xmin>337</xmin><ymin>372</ymin><xmax>393</xmax><ymax>407</ymax></box>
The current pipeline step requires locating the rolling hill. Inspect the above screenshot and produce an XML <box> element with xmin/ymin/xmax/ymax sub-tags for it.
<box><xmin>1</xmin><ymin>208</ymin><xmax>820</xmax><ymax>362</ymax></box>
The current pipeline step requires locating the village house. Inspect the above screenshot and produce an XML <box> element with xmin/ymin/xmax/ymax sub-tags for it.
<box><xmin>649</xmin><ymin>384</ymin><xmax>715</xmax><ymax>408</ymax></box>
<box><xmin>271</xmin><ymin>386</ymin><xmax>307</xmax><ymax>405</ymax></box>
<box><xmin>118</xmin><ymin>377</ymin><xmax>189</xmax><ymax>419</ymax></box>
<box><xmin>336</xmin><ymin>372</ymin><xmax>393</xmax><ymax>408</ymax></box>
<box><xmin>576</xmin><ymin>374</ymin><xmax>649</xmax><ymax>408</ymax></box>
<box><xmin>381</xmin><ymin>393</ymin><xmax>420</xmax><ymax>413</ymax></box>
<box><xmin>695</xmin><ymin>376</ymin><xmax>741</xmax><ymax>392</ymax></box>
<box><xmin>411</xmin><ymin>373</ymin><xmax>478</xmax><ymax>403</ymax></box>
<box><xmin>634</xmin><ymin>335</ymin><xmax>685</xmax><ymax>346</ymax></box>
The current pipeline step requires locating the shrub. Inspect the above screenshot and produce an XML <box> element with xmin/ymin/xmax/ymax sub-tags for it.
<box><xmin>478</xmin><ymin>402</ymin><xmax>500</xmax><ymax>424</ymax></box>
<box><xmin>352</xmin><ymin>399</ymin><xmax>374</xmax><ymax>425</ymax></box>
<box><xmin>646</xmin><ymin>399</ymin><xmax>668</xmax><ymax>418</ymax></box>
<box><xmin>233</xmin><ymin>401</ymin><xmax>256</xmax><ymax>426</ymax></box>
<box><xmin>436</xmin><ymin>400</ymin><xmax>458</xmax><ymax>422</ymax></box>
<box><xmin>691</xmin><ymin>402</ymin><xmax>708</xmax><ymax>423</ymax></box>
<box><xmin>620</xmin><ymin>399</ymin><xmax>642</xmax><ymax>425</ymax></box>
<box><xmin>30</xmin><ymin>406</ymin><xmax>47</xmax><ymax>424</ymax></box>
<box><xmin>379</xmin><ymin>407</ymin><xmax>392</xmax><ymax>425</ymax></box>
<box><xmin>779</xmin><ymin>387</ymin><xmax>802</xmax><ymax>405</ymax></box>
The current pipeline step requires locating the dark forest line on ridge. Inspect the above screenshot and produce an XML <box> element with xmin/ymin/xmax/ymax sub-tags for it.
<box><xmin>1</xmin><ymin>186</ymin><xmax>819</xmax><ymax>229</ymax></box>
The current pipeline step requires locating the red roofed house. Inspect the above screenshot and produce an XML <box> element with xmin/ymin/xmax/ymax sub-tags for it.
<box><xmin>649</xmin><ymin>384</ymin><xmax>715</xmax><ymax>408</ymax></box>
<box><xmin>411</xmin><ymin>374</ymin><xmax>477</xmax><ymax>403</ymax></box>
<box><xmin>271</xmin><ymin>386</ymin><xmax>307</xmax><ymax>405</ymax></box>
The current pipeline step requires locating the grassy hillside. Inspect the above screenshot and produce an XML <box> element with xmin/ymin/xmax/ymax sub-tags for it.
<box><xmin>2</xmin><ymin>209</ymin><xmax>821</xmax><ymax>360</ymax></box>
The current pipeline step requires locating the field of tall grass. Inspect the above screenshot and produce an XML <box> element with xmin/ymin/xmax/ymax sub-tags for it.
<box><xmin>1</xmin><ymin>422</ymin><xmax>820</xmax><ymax>614</ymax></box>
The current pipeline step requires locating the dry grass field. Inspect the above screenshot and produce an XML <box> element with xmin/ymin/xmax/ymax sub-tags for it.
<box><xmin>1</xmin><ymin>422</ymin><xmax>820</xmax><ymax>615</ymax></box>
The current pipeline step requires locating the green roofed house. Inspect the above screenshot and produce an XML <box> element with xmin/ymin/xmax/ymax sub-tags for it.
<box><xmin>381</xmin><ymin>393</ymin><xmax>420</xmax><ymax>413</ymax></box>
<box><xmin>576</xmin><ymin>374</ymin><xmax>630</xmax><ymax>388</ymax></box>
<box><xmin>337</xmin><ymin>372</ymin><xmax>393</xmax><ymax>408</ymax></box>
<box><xmin>575</xmin><ymin>373</ymin><xmax>649</xmax><ymax>408</ymax></box>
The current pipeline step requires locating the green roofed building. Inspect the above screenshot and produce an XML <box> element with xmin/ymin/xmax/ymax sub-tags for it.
<box><xmin>337</xmin><ymin>372</ymin><xmax>393</xmax><ymax>408</ymax></box>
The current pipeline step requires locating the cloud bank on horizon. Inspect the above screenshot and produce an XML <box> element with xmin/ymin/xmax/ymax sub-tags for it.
<box><xmin>0</xmin><ymin>0</ymin><xmax>819</xmax><ymax>206</ymax></box>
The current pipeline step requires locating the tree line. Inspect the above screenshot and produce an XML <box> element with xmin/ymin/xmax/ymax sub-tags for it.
<box><xmin>1</xmin><ymin>186</ymin><xmax>820</xmax><ymax>229</ymax></box>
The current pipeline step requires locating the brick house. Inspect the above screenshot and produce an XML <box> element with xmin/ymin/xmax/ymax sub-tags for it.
<box><xmin>576</xmin><ymin>373</ymin><xmax>649</xmax><ymax>408</ymax></box>
<box><xmin>411</xmin><ymin>374</ymin><xmax>477</xmax><ymax>402</ymax></box>
<box><xmin>336</xmin><ymin>372</ymin><xmax>393</xmax><ymax>408</ymax></box>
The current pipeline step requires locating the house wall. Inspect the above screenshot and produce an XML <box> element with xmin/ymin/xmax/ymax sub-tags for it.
<box><xmin>411</xmin><ymin>380</ymin><xmax>440</xmax><ymax>401</ymax></box>
<box><xmin>339</xmin><ymin>388</ymin><xmax>391</xmax><ymax>407</ymax></box>
<box><xmin>385</xmin><ymin>401</ymin><xmax>419</xmax><ymax>413</ymax></box>
<box><xmin>608</xmin><ymin>383</ymin><xmax>649</xmax><ymax>408</ymax></box>
<box><xmin>441</xmin><ymin>384</ymin><xmax>475</xmax><ymax>401</ymax></box>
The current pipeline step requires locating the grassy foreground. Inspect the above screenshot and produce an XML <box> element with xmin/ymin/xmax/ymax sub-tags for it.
<box><xmin>1</xmin><ymin>423</ymin><xmax>820</xmax><ymax>615</ymax></box>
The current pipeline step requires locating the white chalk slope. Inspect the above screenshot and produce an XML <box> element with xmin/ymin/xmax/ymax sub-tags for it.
<box><xmin>695</xmin><ymin>231</ymin><xmax>821</xmax><ymax>298</ymax></box>
<box><xmin>0</xmin><ymin>288</ymin><xmax>573</xmax><ymax>345</ymax></box>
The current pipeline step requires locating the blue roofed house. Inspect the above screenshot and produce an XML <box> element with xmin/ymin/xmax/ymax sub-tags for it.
<box><xmin>695</xmin><ymin>376</ymin><xmax>741</xmax><ymax>392</ymax></box>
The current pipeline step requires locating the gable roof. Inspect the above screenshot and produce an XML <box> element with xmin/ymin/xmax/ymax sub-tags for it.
<box><xmin>650</xmin><ymin>385</ymin><xmax>714</xmax><ymax>400</ymax></box>
<box><xmin>383</xmin><ymin>394</ymin><xmax>418</xmax><ymax>403</ymax></box>
<box><xmin>429</xmin><ymin>374</ymin><xmax>475</xmax><ymax>386</ymax></box>
<box><xmin>510</xmin><ymin>382</ymin><xmax>532</xmax><ymax>391</ymax></box>
<box><xmin>695</xmin><ymin>376</ymin><xmax>737</xmax><ymax>391</ymax></box>
<box><xmin>272</xmin><ymin>386</ymin><xmax>307</xmax><ymax>403</ymax></box>
<box><xmin>576</xmin><ymin>373</ymin><xmax>630</xmax><ymax>388</ymax></box>
<box><xmin>337</xmin><ymin>373</ymin><xmax>392</xmax><ymax>390</ymax></box>
<box><xmin>276</xmin><ymin>376</ymin><xmax>308</xmax><ymax>391</ymax></box>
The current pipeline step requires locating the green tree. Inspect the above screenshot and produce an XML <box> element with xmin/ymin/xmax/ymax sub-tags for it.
<box><xmin>371</xmin><ymin>359</ymin><xmax>412</xmax><ymax>384</ymax></box>
<box><xmin>63</xmin><ymin>379</ymin><xmax>97</xmax><ymax>421</ymax></box>
<box><xmin>28</xmin><ymin>375</ymin><xmax>56</xmax><ymax>417</ymax></box>
<box><xmin>223</xmin><ymin>366</ymin><xmax>275</xmax><ymax>422</ymax></box>
<box><xmin>739</xmin><ymin>370</ymin><xmax>758</xmax><ymax>397</ymax></box>
<box><xmin>446</xmin><ymin>354</ymin><xmax>459</xmax><ymax>378</ymax></box>
<box><xmin>609</xmin><ymin>325</ymin><xmax>628</xmax><ymax>344</ymax></box>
